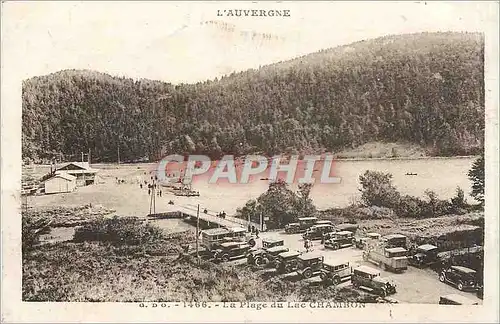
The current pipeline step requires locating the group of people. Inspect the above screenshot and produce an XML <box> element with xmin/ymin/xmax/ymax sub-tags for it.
<box><xmin>248</xmin><ymin>225</ymin><xmax>260</xmax><ymax>238</ymax></box>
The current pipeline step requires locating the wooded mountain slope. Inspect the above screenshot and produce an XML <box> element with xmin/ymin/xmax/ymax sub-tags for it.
<box><xmin>22</xmin><ymin>32</ymin><xmax>484</xmax><ymax>162</ymax></box>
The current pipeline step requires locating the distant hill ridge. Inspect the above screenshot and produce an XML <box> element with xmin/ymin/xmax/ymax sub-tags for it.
<box><xmin>22</xmin><ymin>31</ymin><xmax>484</xmax><ymax>163</ymax></box>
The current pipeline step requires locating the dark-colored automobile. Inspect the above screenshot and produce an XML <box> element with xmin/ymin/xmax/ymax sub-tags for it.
<box><xmin>262</xmin><ymin>238</ymin><xmax>284</xmax><ymax>249</ymax></box>
<box><xmin>247</xmin><ymin>245</ymin><xmax>289</xmax><ymax>266</ymax></box>
<box><xmin>324</xmin><ymin>231</ymin><xmax>355</xmax><ymax>250</ymax></box>
<box><xmin>439</xmin><ymin>265</ymin><xmax>478</xmax><ymax>291</ymax></box>
<box><xmin>351</xmin><ymin>265</ymin><xmax>396</xmax><ymax>297</ymax></box>
<box><xmin>274</xmin><ymin>251</ymin><xmax>302</xmax><ymax>274</ymax></box>
<box><xmin>296</xmin><ymin>253</ymin><xmax>324</xmax><ymax>279</ymax></box>
<box><xmin>409</xmin><ymin>244</ymin><xmax>439</xmax><ymax>268</ymax></box>
<box><xmin>476</xmin><ymin>285</ymin><xmax>483</xmax><ymax>299</ymax></box>
<box><xmin>213</xmin><ymin>241</ymin><xmax>251</xmax><ymax>262</ymax></box>
<box><xmin>319</xmin><ymin>261</ymin><xmax>352</xmax><ymax>285</ymax></box>
<box><xmin>302</xmin><ymin>224</ymin><xmax>335</xmax><ymax>240</ymax></box>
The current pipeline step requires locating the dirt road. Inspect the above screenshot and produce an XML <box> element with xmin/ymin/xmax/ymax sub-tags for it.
<box><xmin>255</xmin><ymin>231</ymin><xmax>482</xmax><ymax>304</ymax></box>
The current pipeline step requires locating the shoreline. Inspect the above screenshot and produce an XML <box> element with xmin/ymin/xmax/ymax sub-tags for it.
<box><xmin>24</xmin><ymin>155</ymin><xmax>479</xmax><ymax>169</ymax></box>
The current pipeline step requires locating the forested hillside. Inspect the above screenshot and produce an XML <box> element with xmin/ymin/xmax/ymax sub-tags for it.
<box><xmin>22</xmin><ymin>32</ymin><xmax>484</xmax><ymax>163</ymax></box>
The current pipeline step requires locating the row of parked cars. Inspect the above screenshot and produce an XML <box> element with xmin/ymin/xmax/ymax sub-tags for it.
<box><xmin>198</xmin><ymin>223</ymin><xmax>482</xmax><ymax>303</ymax></box>
<box><xmin>245</xmin><ymin>237</ymin><xmax>398</xmax><ymax>297</ymax></box>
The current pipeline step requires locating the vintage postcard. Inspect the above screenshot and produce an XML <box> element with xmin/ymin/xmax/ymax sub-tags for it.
<box><xmin>1</xmin><ymin>1</ymin><xmax>499</xmax><ymax>323</ymax></box>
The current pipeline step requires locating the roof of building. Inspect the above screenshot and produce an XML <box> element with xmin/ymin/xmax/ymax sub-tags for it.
<box><xmin>417</xmin><ymin>244</ymin><xmax>438</xmax><ymax>251</ymax></box>
<box><xmin>386</xmin><ymin>247</ymin><xmax>408</xmax><ymax>253</ymax></box>
<box><xmin>44</xmin><ymin>173</ymin><xmax>76</xmax><ymax>182</ymax></box>
<box><xmin>451</xmin><ymin>265</ymin><xmax>477</xmax><ymax>274</ymax></box>
<box><xmin>56</xmin><ymin>162</ymin><xmax>98</xmax><ymax>173</ymax></box>
<box><xmin>354</xmin><ymin>265</ymin><xmax>380</xmax><ymax>276</ymax></box>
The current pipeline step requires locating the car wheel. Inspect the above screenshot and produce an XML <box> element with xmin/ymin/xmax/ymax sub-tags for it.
<box><xmin>379</xmin><ymin>289</ymin><xmax>387</xmax><ymax>298</ymax></box>
<box><xmin>262</xmin><ymin>257</ymin><xmax>269</xmax><ymax>265</ymax></box>
<box><xmin>457</xmin><ymin>282</ymin><xmax>464</xmax><ymax>291</ymax></box>
<box><xmin>248</xmin><ymin>239</ymin><xmax>256</xmax><ymax>247</ymax></box>
<box><xmin>439</xmin><ymin>273</ymin><xmax>445</xmax><ymax>282</ymax></box>
<box><xmin>333</xmin><ymin>276</ymin><xmax>341</xmax><ymax>285</ymax></box>
<box><xmin>362</xmin><ymin>253</ymin><xmax>368</xmax><ymax>261</ymax></box>
<box><xmin>221</xmin><ymin>254</ymin><xmax>230</xmax><ymax>262</ymax></box>
<box><xmin>333</xmin><ymin>244</ymin><xmax>339</xmax><ymax>250</ymax></box>
<box><xmin>255</xmin><ymin>257</ymin><xmax>263</xmax><ymax>266</ymax></box>
<box><xmin>303</xmin><ymin>269</ymin><xmax>313</xmax><ymax>278</ymax></box>
<box><xmin>319</xmin><ymin>273</ymin><xmax>326</xmax><ymax>281</ymax></box>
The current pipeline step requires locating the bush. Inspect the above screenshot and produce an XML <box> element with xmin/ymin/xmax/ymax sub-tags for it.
<box><xmin>396</xmin><ymin>195</ymin><xmax>424</xmax><ymax>218</ymax></box>
<box><xmin>358</xmin><ymin>171</ymin><xmax>400</xmax><ymax>208</ymax></box>
<box><xmin>22</xmin><ymin>214</ymin><xmax>51</xmax><ymax>253</ymax></box>
<box><xmin>73</xmin><ymin>216</ymin><xmax>164</xmax><ymax>245</ymax></box>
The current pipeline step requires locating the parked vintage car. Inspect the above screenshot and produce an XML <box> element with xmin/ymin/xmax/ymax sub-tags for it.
<box><xmin>355</xmin><ymin>232</ymin><xmax>381</xmax><ymax>248</ymax></box>
<box><xmin>213</xmin><ymin>241</ymin><xmax>251</xmax><ymax>262</ymax></box>
<box><xmin>439</xmin><ymin>294</ymin><xmax>479</xmax><ymax>305</ymax></box>
<box><xmin>324</xmin><ymin>231</ymin><xmax>355</xmax><ymax>250</ymax></box>
<box><xmin>274</xmin><ymin>251</ymin><xmax>302</xmax><ymax>274</ymax></box>
<box><xmin>303</xmin><ymin>224</ymin><xmax>336</xmax><ymax>240</ymax></box>
<box><xmin>296</xmin><ymin>253</ymin><xmax>325</xmax><ymax>279</ymax></box>
<box><xmin>319</xmin><ymin>261</ymin><xmax>352</xmax><ymax>285</ymax></box>
<box><xmin>314</xmin><ymin>220</ymin><xmax>333</xmax><ymax>226</ymax></box>
<box><xmin>262</xmin><ymin>238</ymin><xmax>284</xmax><ymax>249</ymax></box>
<box><xmin>476</xmin><ymin>285</ymin><xmax>483</xmax><ymax>299</ymax></box>
<box><xmin>409</xmin><ymin>244</ymin><xmax>439</xmax><ymax>268</ymax></box>
<box><xmin>247</xmin><ymin>245</ymin><xmax>289</xmax><ymax>266</ymax></box>
<box><xmin>351</xmin><ymin>265</ymin><xmax>397</xmax><ymax>297</ymax></box>
<box><xmin>201</xmin><ymin>227</ymin><xmax>255</xmax><ymax>251</ymax></box>
<box><xmin>381</xmin><ymin>234</ymin><xmax>407</xmax><ymax>249</ymax></box>
<box><xmin>285</xmin><ymin>217</ymin><xmax>318</xmax><ymax>234</ymax></box>
<box><xmin>439</xmin><ymin>265</ymin><xmax>478</xmax><ymax>291</ymax></box>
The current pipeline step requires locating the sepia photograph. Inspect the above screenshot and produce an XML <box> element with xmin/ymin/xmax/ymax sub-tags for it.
<box><xmin>1</xmin><ymin>1</ymin><xmax>499</xmax><ymax>323</ymax></box>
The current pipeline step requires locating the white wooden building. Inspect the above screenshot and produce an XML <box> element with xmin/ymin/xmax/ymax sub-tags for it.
<box><xmin>55</xmin><ymin>162</ymin><xmax>99</xmax><ymax>187</ymax></box>
<box><xmin>44</xmin><ymin>173</ymin><xmax>77</xmax><ymax>194</ymax></box>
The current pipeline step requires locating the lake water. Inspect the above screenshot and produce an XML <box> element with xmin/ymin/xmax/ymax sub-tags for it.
<box><xmin>149</xmin><ymin>157</ymin><xmax>478</xmax><ymax>214</ymax></box>
<box><xmin>29</xmin><ymin>157</ymin><xmax>478</xmax><ymax>216</ymax></box>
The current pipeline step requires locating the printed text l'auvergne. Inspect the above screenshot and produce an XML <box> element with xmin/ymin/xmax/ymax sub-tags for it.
<box><xmin>217</xmin><ymin>9</ymin><xmax>291</xmax><ymax>17</ymax></box>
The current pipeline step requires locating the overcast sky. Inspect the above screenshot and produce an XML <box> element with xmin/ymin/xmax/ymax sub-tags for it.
<box><xmin>2</xmin><ymin>1</ymin><xmax>496</xmax><ymax>84</ymax></box>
